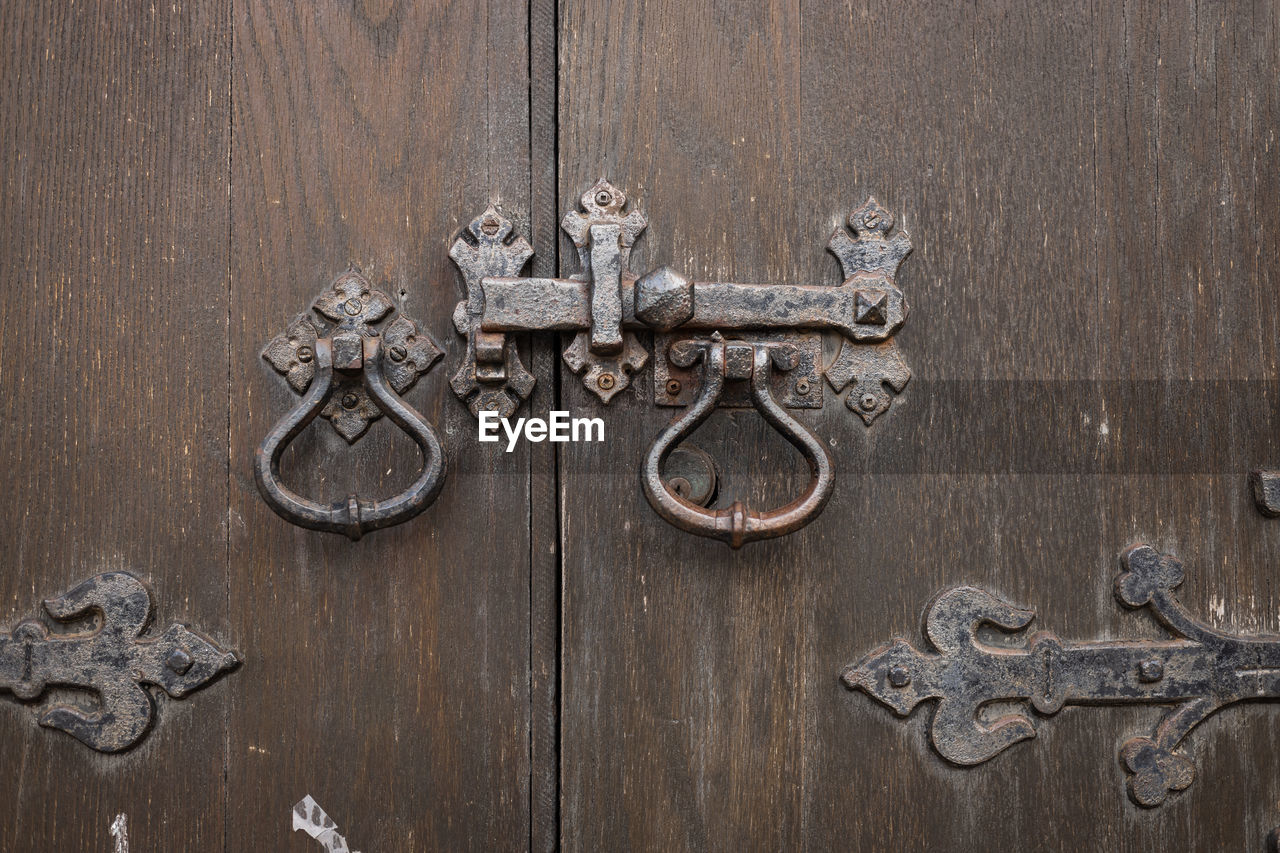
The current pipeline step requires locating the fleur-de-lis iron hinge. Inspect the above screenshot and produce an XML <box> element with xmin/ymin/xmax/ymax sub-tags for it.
<box><xmin>450</xmin><ymin>179</ymin><xmax>914</xmax><ymax>547</ymax></box>
<box><xmin>842</xmin><ymin>545</ymin><xmax>1280</xmax><ymax>807</ymax></box>
<box><xmin>0</xmin><ymin>572</ymin><xmax>238</xmax><ymax>752</ymax></box>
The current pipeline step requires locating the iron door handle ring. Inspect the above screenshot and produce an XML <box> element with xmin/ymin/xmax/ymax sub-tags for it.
<box><xmin>255</xmin><ymin>336</ymin><xmax>446</xmax><ymax>540</ymax></box>
<box><xmin>641</xmin><ymin>335</ymin><xmax>835</xmax><ymax>547</ymax></box>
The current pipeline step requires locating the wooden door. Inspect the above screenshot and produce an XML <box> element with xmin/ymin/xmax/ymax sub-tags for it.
<box><xmin>2</xmin><ymin>1</ymin><xmax>544</xmax><ymax>849</ymax></box>
<box><xmin>3</xmin><ymin>1</ymin><xmax>1278</xmax><ymax>851</ymax></box>
<box><xmin>554</xmin><ymin>1</ymin><xmax>1280</xmax><ymax>851</ymax></box>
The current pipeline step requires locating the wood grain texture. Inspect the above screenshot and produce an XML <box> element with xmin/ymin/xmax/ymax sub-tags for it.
<box><xmin>228</xmin><ymin>1</ymin><xmax>534</xmax><ymax>849</ymax></box>
<box><xmin>0</xmin><ymin>1</ymin><xmax>232</xmax><ymax>851</ymax></box>
<box><xmin>557</xmin><ymin>0</ymin><xmax>1280</xmax><ymax>850</ymax></box>
<box><xmin>528</xmin><ymin>0</ymin><xmax>563</xmax><ymax>849</ymax></box>
<box><xmin>1092</xmin><ymin>2</ymin><xmax>1280</xmax><ymax>850</ymax></box>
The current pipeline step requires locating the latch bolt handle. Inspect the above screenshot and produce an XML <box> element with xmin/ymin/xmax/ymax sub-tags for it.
<box><xmin>641</xmin><ymin>337</ymin><xmax>835</xmax><ymax>547</ymax></box>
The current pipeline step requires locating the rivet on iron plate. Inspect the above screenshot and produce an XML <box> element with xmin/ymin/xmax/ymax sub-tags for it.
<box><xmin>166</xmin><ymin>647</ymin><xmax>194</xmax><ymax>675</ymax></box>
<box><xmin>1138</xmin><ymin>659</ymin><xmax>1164</xmax><ymax>683</ymax></box>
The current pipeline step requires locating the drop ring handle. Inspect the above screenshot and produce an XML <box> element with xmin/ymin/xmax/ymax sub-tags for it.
<box><xmin>254</xmin><ymin>336</ymin><xmax>447</xmax><ymax>540</ymax></box>
<box><xmin>641</xmin><ymin>336</ymin><xmax>835</xmax><ymax>548</ymax></box>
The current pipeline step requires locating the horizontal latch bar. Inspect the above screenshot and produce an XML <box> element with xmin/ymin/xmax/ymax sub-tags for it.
<box><xmin>478</xmin><ymin>268</ymin><xmax>905</xmax><ymax>342</ymax></box>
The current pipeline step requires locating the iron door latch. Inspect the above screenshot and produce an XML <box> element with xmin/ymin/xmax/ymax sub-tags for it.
<box><xmin>451</xmin><ymin>179</ymin><xmax>913</xmax><ymax>547</ymax></box>
<box><xmin>843</xmin><ymin>545</ymin><xmax>1280</xmax><ymax>808</ymax></box>
<box><xmin>0</xmin><ymin>572</ymin><xmax>238</xmax><ymax>752</ymax></box>
<box><xmin>257</xmin><ymin>267</ymin><xmax>447</xmax><ymax>539</ymax></box>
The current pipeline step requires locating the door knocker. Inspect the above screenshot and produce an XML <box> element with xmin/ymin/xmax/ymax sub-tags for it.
<box><xmin>640</xmin><ymin>335</ymin><xmax>835</xmax><ymax>547</ymax></box>
<box><xmin>256</xmin><ymin>266</ymin><xmax>446</xmax><ymax>539</ymax></box>
<box><xmin>450</xmin><ymin>179</ymin><xmax>913</xmax><ymax>546</ymax></box>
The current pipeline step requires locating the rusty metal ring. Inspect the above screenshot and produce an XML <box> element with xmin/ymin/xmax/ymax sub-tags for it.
<box><xmin>640</xmin><ymin>338</ymin><xmax>835</xmax><ymax>548</ymax></box>
<box><xmin>254</xmin><ymin>336</ymin><xmax>446</xmax><ymax>540</ymax></box>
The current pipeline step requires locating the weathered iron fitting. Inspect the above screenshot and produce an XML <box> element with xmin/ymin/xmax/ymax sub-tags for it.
<box><xmin>641</xmin><ymin>335</ymin><xmax>835</xmax><ymax>548</ymax></box>
<box><xmin>450</xmin><ymin>180</ymin><xmax>914</xmax><ymax>546</ymax></box>
<box><xmin>843</xmin><ymin>544</ymin><xmax>1280</xmax><ymax>808</ymax></box>
<box><xmin>0</xmin><ymin>572</ymin><xmax>238</xmax><ymax>752</ymax></box>
<box><xmin>256</xmin><ymin>266</ymin><xmax>446</xmax><ymax>539</ymax></box>
<box><xmin>1250</xmin><ymin>469</ymin><xmax>1280</xmax><ymax>516</ymax></box>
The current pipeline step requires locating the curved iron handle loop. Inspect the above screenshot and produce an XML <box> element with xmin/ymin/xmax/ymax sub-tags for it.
<box><xmin>255</xmin><ymin>336</ymin><xmax>446</xmax><ymax>540</ymax></box>
<box><xmin>641</xmin><ymin>339</ymin><xmax>835</xmax><ymax>548</ymax></box>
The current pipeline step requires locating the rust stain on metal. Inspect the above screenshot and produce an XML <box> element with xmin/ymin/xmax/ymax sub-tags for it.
<box><xmin>653</xmin><ymin>331</ymin><xmax>823</xmax><ymax>409</ymax></box>
<box><xmin>449</xmin><ymin>207</ymin><xmax>535</xmax><ymax>418</ymax></box>
<box><xmin>262</xmin><ymin>266</ymin><xmax>442</xmax><ymax>441</ymax></box>
<box><xmin>452</xmin><ymin>180</ymin><xmax>914</xmax><ymax>420</ymax></box>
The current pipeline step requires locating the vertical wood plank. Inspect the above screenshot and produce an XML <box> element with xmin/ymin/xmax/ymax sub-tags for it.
<box><xmin>228</xmin><ymin>1</ymin><xmax>534</xmax><ymax>848</ymax></box>
<box><xmin>803</xmin><ymin>1</ymin><xmax>1111</xmax><ymax>849</ymax></box>
<box><xmin>557</xmin><ymin>3</ymin><xmax>811</xmax><ymax>849</ymax></box>
<box><xmin>0</xmin><ymin>1</ymin><xmax>231</xmax><ymax>850</ymax></box>
<box><xmin>529</xmin><ymin>0</ymin><xmax>563</xmax><ymax>849</ymax></box>
<box><xmin>1094</xmin><ymin>2</ymin><xmax>1280</xmax><ymax>849</ymax></box>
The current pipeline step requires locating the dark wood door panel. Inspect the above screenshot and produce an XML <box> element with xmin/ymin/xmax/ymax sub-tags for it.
<box><xmin>557</xmin><ymin>0</ymin><xmax>1280</xmax><ymax>850</ymax></box>
<box><xmin>0</xmin><ymin>1</ymin><xmax>232</xmax><ymax>850</ymax></box>
<box><xmin>3</xmin><ymin>0</ymin><xmax>1277</xmax><ymax>848</ymax></box>
<box><xmin>228</xmin><ymin>1</ymin><xmax>537</xmax><ymax>849</ymax></box>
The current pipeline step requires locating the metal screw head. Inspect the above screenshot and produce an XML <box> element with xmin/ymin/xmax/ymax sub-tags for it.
<box><xmin>859</xmin><ymin>393</ymin><xmax>878</xmax><ymax>412</ymax></box>
<box><xmin>388</xmin><ymin>344</ymin><xmax>408</xmax><ymax>362</ymax></box>
<box><xmin>796</xmin><ymin>378</ymin><xmax>811</xmax><ymax>395</ymax></box>
<box><xmin>888</xmin><ymin>664</ymin><xmax>911</xmax><ymax>688</ymax></box>
<box><xmin>341</xmin><ymin>392</ymin><xmax>360</xmax><ymax>409</ymax></box>
<box><xmin>597</xmin><ymin>372</ymin><xmax>617</xmax><ymax>391</ymax></box>
<box><xmin>343</xmin><ymin>297</ymin><xmax>363</xmax><ymax>316</ymax></box>
<box><xmin>481</xmin><ymin>216</ymin><xmax>500</xmax><ymax>236</ymax></box>
<box><xmin>863</xmin><ymin>211</ymin><xmax>881</xmax><ymax>228</ymax></box>
<box><xmin>296</xmin><ymin>346</ymin><xmax>314</xmax><ymax>363</ymax></box>
<box><xmin>665</xmin><ymin>379</ymin><xmax>682</xmax><ymax>395</ymax></box>
<box><xmin>166</xmin><ymin>648</ymin><xmax>193</xmax><ymax>675</ymax></box>
<box><xmin>595</xmin><ymin>190</ymin><xmax>613</xmax><ymax>207</ymax></box>
<box><xmin>1138</xmin><ymin>659</ymin><xmax>1164</xmax><ymax>683</ymax></box>
<box><xmin>669</xmin><ymin>477</ymin><xmax>692</xmax><ymax>498</ymax></box>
